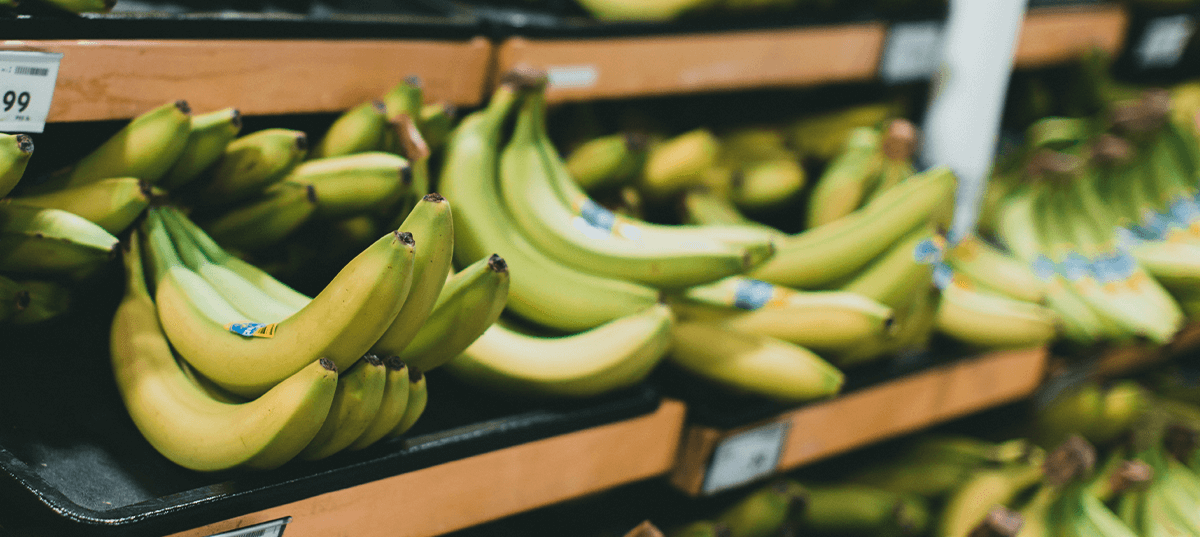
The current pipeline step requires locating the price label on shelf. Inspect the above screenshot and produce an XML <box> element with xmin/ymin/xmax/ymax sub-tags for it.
<box><xmin>1136</xmin><ymin>15</ymin><xmax>1196</xmax><ymax>69</ymax></box>
<box><xmin>0</xmin><ymin>51</ymin><xmax>63</xmax><ymax>133</ymax></box>
<box><xmin>547</xmin><ymin>65</ymin><xmax>599</xmax><ymax>90</ymax></box>
<box><xmin>879</xmin><ymin>21</ymin><xmax>945</xmax><ymax>83</ymax></box>
<box><xmin>702</xmin><ymin>421</ymin><xmax>788</xmax><ymax>495</ymax></box>
<box><xmin>206</xmin><ymin>516</ymin><xmax>291</xmax><ymax>537</ymax></box>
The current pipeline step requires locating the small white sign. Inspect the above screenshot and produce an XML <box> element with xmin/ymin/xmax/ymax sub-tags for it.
<box><xmin>702</xmin><ymin>421</ymin><xmax>788</xmax><ymax>495</ymax></box>
<box><xmin>547</xmin><ymin>65</ymin><xmax>598</xmax><ymax>90</ymax></box>
<box><xmin>0</xmin><ymin>51</ymin><xmax>63</xmax><ymax>133</ymax></box>
<box><xmin>1137</xmin><ymin>15</ymin><xmax>1196</xmax><ymax>69</ymax></box>
<box><xmin>207</xmin><ymin>516</ymin><xmax>292</xmax><ymax>537</ymax></box>
<box><xmin>880</xmin><ymin>21</ymin><xmax>945</xmax><ymax>83</ymax></box>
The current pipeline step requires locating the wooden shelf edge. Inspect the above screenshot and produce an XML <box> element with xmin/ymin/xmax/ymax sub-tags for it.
<box><xmin>168</xmin><ymin>398</ymin><xmax>687</xmax><ymax>537</ymax></box>
<box><xmin>1065</xmin><ymin>321</ymin><xmax>1200</xmax><ymax>380</ymax></box>
<box><xmin>0</xmin><ymin>37</ymin><xmax>492</xmax><ymax>123</ymax></box>
<box><xmin>669</xmin><ymin>347</ymin><xmax>1048</xmax><ymax>496</ymax></box>
<box><xmin>1014</xmin><ymin>4</ymin><xmax>1129</xmax><ymax>69</ymax></box>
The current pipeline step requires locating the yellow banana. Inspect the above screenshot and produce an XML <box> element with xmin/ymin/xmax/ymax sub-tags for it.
<box><xmin>386</xmin><ymin>366</ymin><xmax>427</xmax><ymax>438</ymax></box>
<box><xmin>945</xmin><ymin>234</ymin><xmax>1046</xmax><ymax>304</ymax></box>
<box><xmin>298</xmin><ymin>354</ymin><xmax>388</xmax><ymax>461</ymax></box>
<box><xmin>716</xmin><ymin>481</ymin><xmax>805</xmax><ymax>537</ymax></box>
<box><xmin>202</xmin><ymin>181</ymin><xmax>317</xmax><ymax>252</ymax></box>
<box><xmin>312</xmin><ymin>100</ymin><xmax>390</xmax><ymax>159</ymax></box>
<box><xmin>566</xmin><ymin>132</ymin><xmax>648</xmax><ymax>192</ymax></box>
<box><xmin>281</xmin><ymin>152</ymin><xmax>411</xmax><ymax>220</ymax></box>
<box><xmin>571</xmin><ymin>0</ymin><xmax>716</xmax><ymax>21</ymax></box>
<box><xmin>838</xmin><ymin>224</ymin><xmax>935</xmax><ymax>310</ymax></box>
<box><xmin>399</xmin><ymin>254</ymin><xmax>509</xmax><ymax>372</ymax></box>
<box><xmin>160</xmin><ymin>107</ymin><xmax>242</xmax><ymax>190</ymax></box>
<box><xmin>797</xmin><ymin>484</ymin><xmax>930</xmax><ymax>537</ymax></box>
<box><xmin>45</xmin><ymin>101</ymin><xmax>191</xmax><ymax>190</ymax></box>
<box><xmin>0</xmin><ymin>133</ymin><xmax>33</xmax><ymax>198</ymax></box>
<box><xmin>640</xmin><ymin>128</ymin><xmax>720</xmax><ymax>200</ymax></box>
<box><xmin>806</xmin><ymin>127</ymin><xmax>884</xmax><ymax>228</ymax></box>
<box><xmin>933</xmin><ymin>282</ymin><xmax>1058</xmax><ymax>350</ymax></box>
<box><xmin>731</xmin><ymin>156</ymin><xmax>806</xmax><ymax>212</ymax></box>
<box><xmin>938</xmin><ymin>461</ymin><xmax>1044</xmax><ymax>537</ymax></box>
<box><xmin>196</xmin><ymin>128</ymin><xmax>308</xmax><ymax>205</ymax></box>
<box><xmin>346</xmin><ymin>356</ymin><xmax>410</xmax><ymax>451</ymax></box>
<box><xmin>419</xmin><ymin>102</ymin><xmax>456</xmax><ymax>152</ymax></box>
<box><xmin>4</xmin><ymin>177</ymin><xmax>153</xmax><ymax>234</ymax></box>
<box><xmin>0</xmin><ymin>203</ymin><xmax>119</xmax><ymax>279</ymax></box>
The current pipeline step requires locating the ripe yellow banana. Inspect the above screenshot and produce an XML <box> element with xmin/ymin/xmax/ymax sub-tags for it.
<box><xmin>641</xmin><ymin>128</ymin><xmax>720</xmax><ymax>200</ymax></box>
<box><xmin>160</xmin><ymin>107</ymin><xmax>242</xmax><ymax>190</ymax></box>
<box><xmin>933</xmin><ymin>282</ymin><xmax>1058</xmax><ymax>350</ymax></box>
<box><xmin>566</xmin><ymin>132</ymin><xmax>648</xmax><ymax>192</ymax></box>
<box><xmin>145</xmin><ymin>214</ymin><xmax>415</xmax><ymax>397</ymax></box>
<box><xmin>805</xmin><ymin>127</ymin><xmax>884</xmax><ymax>229</ymax></box>
<box><xmin>838</xmin><ymin>224</ymin><xmax>935</xmax><ymax>310</ymax></box>
<box><xmin>938</xmin><ymin>461</ymin><xmax>1044</xmax><ymax>537</ymax></box>
<box><xmin>730</xmin><ymin>156</ymin><xmax>806</xmax><ymax>213</ymax></box>
<box><xmin>386</xmin><ymin>366</ymin><xmax>427</xmax><ymax>438</ymax></box>
<box><xmin>788</xmin><ymin>101</ymin><xmax>900</xmax><ymax>162</ymax></box>
<box><xmin>796</xmin><ymin>484</ymin><xmax>930</xmax><ymax>537</ymax></box>
<box><xmin>445</xmin><ymin>304</ymin><xmax>673</xmax><ymax>398</ymax></box>
<box><xmin>298</xmin><ymin>354</ymin><xmax>388</xmax><ymax>461</ymax></box>
<box><xmin>381</xmin><ymin>76</ymin><xmax>423</xmax><ymax>135</ymax></box>
<box><xmin>202</xmin><ymin>181</ymin><xmax>317</xmax><ymax>252</ymax></box>
<box><xmin>281</xmin><ymin>152</ymin><xmax>411</xmax><ymax>220</ymax></box>
<box><xmin>945</xmin><ymin>234</ymin><xmax>1046</xmax><ymax>304</ymax></box>
<box><xmin>0</xmin><ymin>203</ymin><xmax>119</xmax><ymax>279</ymax></box>
<box><xmin>312</xmin><ymin>100</ymin><xmax>390</xmax><ymax>159</ymax></box>
<box><xmin>43</xmin><ymin>101</ymin><xmax>191</xmax><ymax>190</ymax></box>
<box><xmin>346</xmin><ymin>356</ymin><xmax>410</xmax><ymax>451</ymax></box>
<box><xmin>680</xmin><ymin>187</ymin><xmax>777</xmax><ymax>232</ymax></box>
<box><xmin>669</xmin><ymin>321</ymin><xmax>843</xmax><ymax>403</ymax></box>
<box><xmin>196</xmin><ymin>128</ymin><xmax>308</xmax><ymax>205</ymax></box>
<box><xmin>399</xmin><ymin>254</ymin><xmax>509</xmax><ymax>372</ymax></box>
<box><xmin>4</xmin><ymin>177</ymin><xmax>154</xmax><ymax>234</ymax></box>
<box><xmin>571</xmin><ymin>0</ymin><xmax>716</xmax><ymax>21</ymax></box>
<box><xmin>111</xmin><ymin>230</ymin><xmax>338</xmax><ymax>472</ymax></box>
<box><xmin>0</xmin><ymin>133</ymin><xmax>33</xmax><ymax>198</ymax></box>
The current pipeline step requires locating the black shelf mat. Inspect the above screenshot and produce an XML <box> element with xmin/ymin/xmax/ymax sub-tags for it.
<box><xmin>0</xmin><ymin>268</ymin><xmax>662</xmax><ymax>537</ymax></box>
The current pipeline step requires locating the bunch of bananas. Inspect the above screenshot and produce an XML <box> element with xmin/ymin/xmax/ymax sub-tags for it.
<box><xmin>0</xmin><ymin>0</ymin><xmax>115</xmax><ymax>14</ymax></box>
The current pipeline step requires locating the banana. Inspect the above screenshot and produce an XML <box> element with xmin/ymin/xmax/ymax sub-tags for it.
<box><xmin>501</xmin><ymin>88</ymin><xmax>759</xmax><ymax>289</ymax></box>
<box><xmin>1033</xmin><ymin>382</ymin><xmax>1105</xmax><ymax>451</ymax></box>
<box><xmin>938</xmin><ymin>461</ymin><xmax>1045</xmax><ymax>537</ymax></box>
<box><xmin>195</xmin><ymin>128</ymin><xmax>308</xmax><ymax>205</ymax></box>
<box><xmin>0</xmin><ymin>274</ymin><xmax>29</xmax><ymax>322</ymax></box>
<box><xmin>865</xmin><ymin>119</ymin><xmax>918</xmax><ymax>200</ymax></box>
<box><xmin>848</xmin><ymin>458</ymin><xmax>981</xmax><ymax>500</ymax></box>
<box><xmin>36</xmin><ymin>0</ymin><xmax>114</xmax><ymax>13</ymax></box>
<box><xmin>680</xmin><ymin>187</ymin><xmax>776</xmax><ymax>232</ymax></box>
<box><xmin>386</xmin><ymin>366</ymin><xmax>426</xmax><ymax>438</ymax></box>
<box><xmin>144</xmin><ymin>213</ymin><xmax>415</xmax><ymax>397</ymax></box>
<box><xmin>640</xmin><ymin>128</ymin><xmax>720</xmax><ymax>200</ymax></box>
<box><xmin>669</xmin><ymin>521</ymin><xmax>731</xmax><ymax>537</ymax></box>
<box><xmin>0</xmin><ymin>203</ymin><xmax>119</xmax><ymax>278</ymax></box>
<box><xmin>729</xmin><ymin>156</ymin><xmax>806</xmax><ymax>213</ymax></box>
<box><xmin>945</xmin><ymin>234</ymin><xmax>1047</xmax><ymax>304</ymax></box>
<box><xmin>838</xmin><ymin>224</ymin><xmax>935</xmax><ymax>310</ymax></box>
<box><xmin>281</xmin><ymin>152</ymin><xmax>411</xmax><ymax>220</ymax></box>
<box><xmin>805</xmin><ymin>127</ymin><xmax>884</xmax><ymax>229</ymax></box>
<box><xmin>445</xmin><ymin>304</ymin><xmax>673</xmax><ymax>398</ymax></box>
<box><xmin>381</xmin><ymin>76</ymin><xmax>423</xmax><ymax>135</ymax></box>
<box><xmin>787</xmin><ymin>101</ymin><xmax>900</xmax><ymax>162</ymax></box>
<box><xmin>385</xmin><ymin>112</ymin><xmax>431</xmax><ymax>226</ymax></box>
<box><xmin>36</xmin><ymin>101</ymin><xmax>191</xmax><ymax>191</ymax></box>
<box><xmin>719</xmin><ymin>126</ymin><xmax>792</xmax><ymax>164</ymax></box>
<box><xmin>437</xmin><ymin>72</ymin><xmax>659</xmax><ymax>332</ymax></box>
<box><xmin>750</xmin><ymin>166</ymin><xmax>956</xmax><ymax>289</ymax></box>
<box><xmin>346</xmin><ymin>356</ymin><xmax>410</xmax><ymax>451</ymax></box>
<box><xmin>8</xmin><ymin>279</ymin><xmax>69</xmax><ymax>324</ymax></box>
<box><xmin>298</xmin><ymin>354</ymin><xmax>388</xmax><ymax>461</ymax></box>
<box><xmin>0</xmin><ymin>133</ymin><xmax>33</xmax><ymax>198</ymax></box>
<box><xmin>668</xmin><ymin>321</ymin><xmax>843</xmax><ymax>403</ymax></box>
<box><xmin>933</xmin><ymin>281</ymin><xmax>1059</xmax><ymax>350</ymax></box>
<box><xmin>371</xmin><ymin>193</ymin><xmax>456</xmax><ymax>358</ymax></box>
<box><xmin>571</xmin><ymin>0</ymin><xmax>716</xmax><ymax>21</ymax></box>
<box><xmin>1091</xmin><ymin>381</ymin><xmax>1150</xmax><ymax>445</ymax></box>
<box><xmin>202</xmin><ymin>181</ymin><xmax>317</xmax><ymax>252</ymax></box>
<box><xmin>419</xmin><ymin>102</ymin><xmax>456</xmax><ymax>152</ymax></box>
<box><xmin>111</xmin><ymin>229</ymin><xmax>338</xmax><ymax>472</ymax></box>
<box><xmin>567</xmin><ymin>132</ymin><xmax>649</xmax><ymax>193</ymax></box>
<box><xmin>3</xmin><ymin>177</ymin><xmax>153</xmax><ymax>234</ymax></box>
<box><xmin>398</xmin><ymin>254</ymin><xmax>509</xmax><ymax>372</ymax></box>
<box><xmin>160</xmin><ymin>107</ymin><xmax>242</xmax><ymax>190</ymax></box>
<box><xmin>312</xmin><ymin>100</ymin><xmax>390</xmax><ymax>159</ymax></box>
<box><xmin>716</xmin><ymin>481</ymin><xmax>805</xmax><ymax>537</ymax></box>
<box><xmin>796</xmin><ymin>483</ymin><xmax>929</xmax><ymax>537</ymax></box>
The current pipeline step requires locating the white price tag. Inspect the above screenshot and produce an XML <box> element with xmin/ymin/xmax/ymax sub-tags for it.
<box><xmin>0</xmin><ymin>51</ymin><xmax>63</xmax><ymax>133</ymax></box>
<box><xmin>207</xmin><ymin>516</ymin><xmax>291</xmax><ymax>537</ymax></box>
<box><xmin>1136</xmin><ymin>15</ymin><xmax>1196</xmax><ymax>69</ymax></box>
<box><xmin>547</xmin><ymin>65</ymin><xmax>598</xmax><ymax>90</ymax></box>
<box><xmin>879</xmin><ymin>21</ymin><xmax>945</xmax><ymax>83</ymax></box>
<box><xmin>702</xmin><ymin>421</ymin><xmax>788</xmax><ymax>495</ymax></box>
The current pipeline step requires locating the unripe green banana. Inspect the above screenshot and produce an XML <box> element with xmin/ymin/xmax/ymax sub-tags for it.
<box><xmin>9</xmin><ymin>279</ymin><xmax>69</xmax><ymax>324</ymax></box>
<box><xmin>0</xmin><ymin>133</ymin><xmax>33</xmax><ymax>198</ymax></box>
<box><xmin>419</xmin><ymin>102</ymin><xmax>456</xmax><ymax>152</ymax></box>
<box><xmin>0</xmin><ymin>274</ymin><xmax>29</xmax><ymax>323</ymax></box>
<box><xmin>848</xmin><ymin>458</ymin><xmax>981</xmax><ymax>499</ymax></box>
<box><xmin>160</xmin><ymin>107</ymin><xmax>242</xmax><ymax>190</ymax></box>
<box><xmin>716</xmin><ymin>481</ymin><xmax>805</xmax><ymax>537</ymax></box>
<box><xmin>0</xmin><ymin>203</ymin><xmax>119</xmax><ymax>279</ymax></box>
<box><xmin>4</xmin><ymin>177</ymin><xmax>153</xmax><ymax>234</ymax></box>
<box><xmin>386</xmin><ymin>366</ymin><xmax>426</xmax><ymax>438</ymax></box>
<box><xmin>720</xmin><ymin>126</ymin><xmax>791</xmax><ymax>164</ymax></box>
<box><xmin>36</xmin><ymin>0</ymin><xmax>114</xmax><ymax>13</ymax></box>
<box><xmin>669</xmin><ymin>321</ymin><xmax>843</xmax><ymax>403</ymax></box>
<box><xmin>796</xmin><ymin>484</ymin><xmax>929</xmax><ymax>537</ymax></box>
<box><xmin>299</xmin><ymin>354</ymin><xmax>388</xmax><ymax>461</ymax></box>
<box><xmin>805</xmin><ymin>127</ymin><xmax>884</xmax><ymax>229</ymax></box>
<box><xmin>787</xmin><ymin>102</ymin><xmax>899</xmax><ymax>162</ymax></box>
<box><xmin>838</xmin><ymin>224</ymin><xmax>935</xmax><ymax>310</ymax></box>
<box><xmin>202</xmin><ymin>181</ymin><xmax>317</xmax><ymax>252</ymax></box>
<box><xmin>640</xmin><ymin>128</ymin><xmax>720</xmax><ymax>200</ymax></box>
<box><xmin>446</xmin><ymin>304</ymin><xmax>674</xmax><ymax>398</ymax></box>
<box><xmin>945</xmin><ymin>234</ymin><xmax>1046</xmax><ymax>304</ymax></box>
<box><xmin>933</xmin><ymin>282</ymin><xmax>1059</xmax><ymax>350</ymax></box>
<box><xmin>730</xmin><ymin>156</ymin><xmax>805</xmax><ymax>213</ymax></box>
<box><xmin>1032</xmin><ymin>382</ymin><xmax>1105</xmax><ymax>450</ymax></box>
<box><xmin>566</xmin><ymin>132</ymin><xmax>649</xmax><ymax>192</ymax></box>
<box><xmin>281</xmin><ymin>152</ymin><xmax>411</xmax><ymax>220</ymax></box>
<box><xmin>196</xmin><ymin>128</ymin><xmax>308</xmax><ymax>205</ymax></box>
<box><xmin>45</xmin><ymin>101</ymin><xmax>191</xmax><ymax>190</ymax></box>
<box><xmin>399</xmin><ymin>254</ymin><xmax>509</xmax><ymax>372</ymax></box>
<box><xmin>312</xmin><ymin>100</ymin><xmax>390</xmax><ymax>159</ymax></box>
<box><xmin>381</xmin><ymin>76</ymin><xmax>423</xmax><ymax>134</ymax></box>
<box><xmin>1090</xmin><ymin>381</ymin><xmax>1150</xmax><ymax>445</ymax></box>
<box><xmin>111</xmin><ymin>230</ymin><xmax>338</xmax><ymax>472</ymax></box>
<box><xmin>346</xmin><ymin>356</ymin><xmax>410</xmax><ymax>451</ymax></box>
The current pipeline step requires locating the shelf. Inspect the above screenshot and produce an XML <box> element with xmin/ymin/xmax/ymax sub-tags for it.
<box><xmin>0</xmin><ymin>36</ymin><xmax>493</xmax><ymax>123</ymax></box>
<box><xmin>667</xmin><ymin>346</ymin><xmax>1048</xmax><ymax>496</ymax></box>
<box><xmin>1014</xmin><ymin>4</ymin><xmax>1130</xmax><ymax>69</ymax></box>
<box><xmin>1048</xmin><ymin>321</ymin><xmax>1200</xmax><ymax>381</ymax></box>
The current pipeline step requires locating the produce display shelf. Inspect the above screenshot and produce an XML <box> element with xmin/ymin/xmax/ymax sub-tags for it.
<box><xmin>1013</xmin><ymin>4</ymin><xmax>1129</xmax><ymax>69</ymax></box>
<box><xmin>1059</xmin><ymin>321</ymin><xmax>1200</xmax><ymax>380</ymax></box>
<box><xmin>665</xmin><ymin>345</ymin><xmax>1048</xmax><ymax>496</ymax></box>
<box><xmin>0</xmin><ymin>34</ymin><xmax>492</xmax><ymax>123</ymax></box>
<box><xmin>0</xmin><ymin>288</ymin><xmax>685</xmax><ymax>537</ymax></box>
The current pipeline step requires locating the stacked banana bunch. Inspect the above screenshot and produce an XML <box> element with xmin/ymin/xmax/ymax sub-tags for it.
<box><xmin>566</xmin><ymin>0</ymin><xmax>927</xmax><ymax>22</ymax></box>
<box><xmin>0</xmin><ymin>0</ymin><xmax>115</xmax><ymax>15</ymax></box>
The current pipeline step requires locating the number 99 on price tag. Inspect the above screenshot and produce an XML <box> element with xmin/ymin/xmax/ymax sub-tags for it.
<box><xmin>0</xmin><ymin>51</ymin><xmax>64</xmax><ymax>133</ymax></box>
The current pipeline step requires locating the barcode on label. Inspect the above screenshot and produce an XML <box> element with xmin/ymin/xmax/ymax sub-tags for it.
<box><xmin>13</xmin><ymin>66</ymin><xmax>48</xmax><ymax>76</ymax></box>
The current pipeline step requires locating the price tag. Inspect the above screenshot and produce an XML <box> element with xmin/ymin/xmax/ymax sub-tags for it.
<box><xmin>0</xmin><ymin>51</ymin><xmax>63</xmax><ymax>133</ymax></box>
<box><xmin>547</xmin><ymin>65</ymin><xmax>598</xmax><ymax>90</ymax></box>
<box><xmin>1136</xmin><ymin>15</ymin><xmax>1196</xmax><ymax>69</ymax></box>
<box><xmin>702</xmin><ymin>421</ymin><xmax>788</xmax><ymax>495</ymax></box>
<box><xmin>207</xmin><ymin>516</ymin><xmax>291</xmax><ymax>537</ymax></box>
<box><xmin>879</xmin><ymin>21</ymin><xmax>945</xmax><ymax>83</ymax></box>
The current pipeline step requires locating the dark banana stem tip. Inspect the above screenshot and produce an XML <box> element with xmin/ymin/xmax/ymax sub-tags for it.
<box><xmin>363</xmin><ymin>353</ymin><xmax>384</xmax><ymax>367</ymax></box>
<box><xmin>487</xmin><ymin>254</ymin><xmax>508</xmax><ymax>273</ymax></box>
<box><xmin>1044</xmin><ymin>434</ymin><xmax>1096</xmax><ymax>486</ymax></box>
<box><xmin>624</xmin><ymin>132</ymin><xmax>651</xmax><ymax>152</ymax></box>
<box><xmin>501</xmin><ymin>66</ymin><xmax>550</xmax><ymax>92</ymax></box>
<box><xmin>400</xmin><ymin>165</ymin><xmax>414</xmax><ymax>186</ymax></box>
<box><xmin>395</xmin><ymin>231</ymin><xmax>415</xmax><ymax>247</ymax></box>
<box><xmin>294</xmin><ymin>133</ymin><xmax>309</xmax><ymax>152</ymax></box>
<box><xmin>304</xmin><ymin>184</ymin><xmax>318</xmax><ymax>204</ymax></box>
<box><xmin>1091</xmin><ymin>133</ymin><xmax>1132</xmax><ymax>165</ymax></box>
<box><xmin>408</xmin><ymin>365</ymin><xmax>424</xmax><ymax>383</ymax></box>
<box><xmin>319</xmin><ymin>357</ymin><xmax>337</xmax><ymax>373</ymax></box>
<box><xmin>15</xmin><ymin>134</ymin><xmax>33</xmax><ymax>154</ymax></box>
<box><xmin>970</xmin><ymin>506</ymin><xmax>1023</xmax><ymax>537</ymax></box>
<box><xmin>384</xmin><ymin>356</ymin><xmax>406</xmax><ymax>371</ymax></box>
<box><xmin>1111</xmin><ymin>460</ymin><xmax>1153</xmax><ymax>494</ymax></box>
<box><xmin>174</xmin><ymin>100</ymin><xmax>191</xmax><ymax>115</ymax></box>
<box><xmin>14</xmin><ymin>290</ymin><xmax>30</xmax><ymax>311</ymax></box>
<box><xmin>405</xmin><ymin>74</ymin><xmax>423</xmax><ymax>88</ymax></box>
<box><xmin>371</xmin><ymin>100</ymin><xmax>387</xmax><ymax>113</ymax></box>
<box><xmin>423</xmin><ymin>192</ymin><xmax>445</xmax><ymax>203</ymax></box>
<box><xmin>883</xmin><ymin>119</ymin><xmax>918</xmax><ymax>161</ymax></box>
<box><xmin>229</xmin><ymin>109</ymin><xmax>242</xmax><ymax>129</ymax></box>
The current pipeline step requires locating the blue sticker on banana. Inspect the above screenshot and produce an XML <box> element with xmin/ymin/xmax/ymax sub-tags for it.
<box><xmin>733</xmin><ymin>279</ymin><xmax>775</xmax><ymax>310</ymax></box>
<box><xmin>579</xmin><ymin>198</ymin><xmax>616</xmax><ymax>232</ymax></box>
<box><xmin>932</xmin><ymin>262</ymin><xmax>954</xmax><ymax>290</ymax></box>
<box><xmin>1060</xmin><ymin>251</ymin><xmax>1093</xmax><ymax>282</ymax></box>
<box><xmin>913</xmin><ymin>237</ymin><xmax>945</xmax><ymax>264</ymax></box>
<box><xmin>225</xmin><ymin>321</ymin><xmax>277</xmax><ymax>338</ymax></box>
<box><xmin>1031</xmin><ymin>255</ymin><xmax>1057</xmax><ymax>282</ymax></box>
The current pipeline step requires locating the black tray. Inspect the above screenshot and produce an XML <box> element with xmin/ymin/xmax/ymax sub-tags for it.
<box><xmin>0</xmin><ymin>268</ymin><xmax>662</xmax><ymax>536</ymax></box>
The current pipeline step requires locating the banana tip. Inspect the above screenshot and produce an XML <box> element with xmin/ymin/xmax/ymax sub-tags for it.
<box><xmin>14</xmin><ymin>290</ymin><xmax>29</xmax><ymax>311</ymax></box>
<box><xmin>229</xmin><ymin>109</ymin><xmax>242</xmax><ymax>130</ymax></box>
<box><xmin>15</xmin><ymin>134</ymin><xmax>33</xmax><ymax>155</ymax></box>
<box><xmin>422</xmin><ymin>192</ymin><xmax>444</xmax><ymax>203</ymax></box>
<box><xmin>363</xmin><ymin>353</ymin><xmax>384</xmax><ymax>367</ymax></box>
<box><xmin>304</xmin><ymin>184</ymin><xmax>318</xmax><ymax>204</ymax></box>
<box><xmin>371</xmin><ymin>100</ymin><xmax>387</xmax><ymax>113</ymax></box>
<box><xmin>399</xmin><ymin>164</ymin><xmax>413</xmax><ymax>186</ymax></box>
<box><xmin>174</xmin><ymin>100</ymin><xmax>191</xmax><ymax>115</ymax></box>
<box><xmin>384</xmin><ymin>356</ymin><xmax>406</xmax><ymax>371</ymax></box>
<box><xmin>394</xmin><ymin>230</ymin><xmax>415</xmax><ymax>247</ymax></box>
<box><xmin>319</xmin><ymin>357</ymin><xmax>337</xmax><ymax>372</ymax></box>
<box><xmin>487</xmin><ymin>254</ymin><xmax>508</xmax><ymax>273</ymax></box>
<box><xmin>408</xmin><ymin>365</ymin><xmax>423</xmax><ymax>382</ymax></box>
<box><xmin>501</xmin><ymin>65</ymin><xmax>549</xmax><ymax>91</ymax></box>
<box><xmin>294</xmin><ymin>133</ymin><xmax>309</xmax><ymax>152</ymax></box>
<box><xmin>405</xmin><ymin>74</ymin><xmax>423</xmax><ymax>88</ymax></box>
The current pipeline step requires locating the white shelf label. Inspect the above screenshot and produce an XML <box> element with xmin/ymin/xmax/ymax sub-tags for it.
<box><xmin>207</xmin><ymin>516</ymin><xmax>291</xmax><ymax>537</ymax></box>
<box><xmin>547</xmin><ymin>65</ymin><xmax>598</xmax><ymax>90</ymax></box>
<box><xmin>702</xmin><ymin>421</ymin><xmax>788</xmax><ymax>495</ymax></box>
<box><xmin>1136</xmin><ymin>15</ymin><xmax>1196</xmax><ymax>69</ymax></box>
<box><xmin>0</xmin><ymin>51</ymin><xmax>63</xmax><ymax>133</ymax></box>
<box><xmin>879</xmin><ymin>21</ymin><xmax>945</xmax><ymax>83</ymax></box>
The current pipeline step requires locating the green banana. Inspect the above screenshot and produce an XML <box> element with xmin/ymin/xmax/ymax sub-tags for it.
<box><xmin>938</xmin><ymin>460</ymin><xmax>1045</xmax><ymax>537</ymax></box>
<box><xmin>346</xmin><ymin>356</ymin><xmax>410</xmax><ymax>451</ymax></box>
<box><xmin>566</xmin><ymin>132</ymin><xmax>648</xmax><ymax>192</ymax></box>
<box><xmin>386</xmin><ymin>366</ymin><xmax>426</xmax><ymax>438</ymax></box>
<box><xmin>312</xmin><ymin>100</ymin><xmax>390</xmax><ymax>159</ymax></box>
<box><xmin>669</xmin><ymin>521</ymin><xmax>731</xmax><ymax>537</ymax></box>
<box><xmin>680</xmin><ymin>187</ymin><xmax>776</xmax><ymax>231</ymax></box>
<box><xmin>933</xmin><ymin>281</ymin><xmax>1059</xmax><ymax>350</ymax></box>
<box><xmin>716</xmin><ymin>481</ymin><xmax>805</xmax><ymax>537</ymax></box>
<box><xmin>572</xmin><ymin>0</ymin><xmax>715</xmax><ymax>20</ymax></box>
<box><xmin>445</xmin><ymin>304</ymin><xmax>674</xmax><ymax>398</ymax></box>
<box><xmin>398</xmin><ymin>254</ymin><xmax>509</xmax><ymax>372</ymax></box>
<box><xmin>44</xmin><ymin>101</ymin><xmax>191</xmax><ymax>190</ymax></box>
<box><xmin>419</xmin><ymin>102</ymin><xmax>456</xmax><ymax>152</ymax></box>
<box><xmin>35</xmin><ymin>0</ymin><xmax>114</xmax><ymax>13</ymax></box>
<box><xmin>805</xmin><ymin>127</ymin><xmax>884</xmax><ymax>229</ymax></box>
<box><xmin>196</xmin><ymin>128</ymin><xmax>308</xmax><ymax>205</ymax></box>
<box><xmin>202</xmin><ymin>181</ymin><xmax>317</xmax><ymax>252</ymax></box>
<box><xmin>796</xmin><ymin>483</ymin><xmax>929</xmax><ymax>537</ymax></box>
<box><xmin>298</xmin><ymin>354</ymin><xmax>388</xmax><ymax>461</ymax></box>
<box><xmin>8</xmin><ymin>279</ymin><xmax>70</xmax><ymax>325</ymax></box>
<box><xmin>281</xmin><ymin>152</ymin><xmax>411</xmax><ymax>220</ymax></box>
<box><xmin>945</xmin><ymin>234</ymin><xmax>1047</xmax><ymax>305</ymax></box>
<box><xmin>0</xmin><ymin>274</ymin><xmax>29</xmax><ymax>323</ymax></box>
<box><xmin>0</xmin><ymin>203</ymin><xmax>119</xmax><ymax>278</ymax></box>
<box><xmin>111</xmin><ymin>229</ymin><xmax>338</xmax><ymax>472</ymax></box>
<box><xmin>160</xmin><ymin>107</ymin><xmax>242</xmax><ymax>190</ymax></box>
<box><xmin>838</xmin><ymin>224</ymin><xmax>935</xmax><ymax>310</ymax></box>
<box><xmin>3</xmin><ymin>177</ymin><xmax>153</xmax><ymax>234</ymax></box>
<box><xmin>0</xmin><ymin>133</ymin><xmax>33</xmax><ymax>198</ymax></box>
<box><xmin>381</xmin><ymin>76</ymin><xmax>423</xmax><ymax>135</ymax></box>
<box><xmin>730</xmin><ymin>156</ymin><xmax>805</xmax><ymax>213</ymax></box>
<box><xmin>640</xmin><ymin>128</ymin><xmax>720</xmax><ymax>200</ymax></box>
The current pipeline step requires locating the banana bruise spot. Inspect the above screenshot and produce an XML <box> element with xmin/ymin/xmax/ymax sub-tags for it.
<box><xmin>319</xmin><ymin>357</ymin><xmax>337</xmax><ymax>373</ymax></box>
<box><xmin>399</xmin><ymin>163</ymin><xmax>413</xmax><ymax>187</ymax></box>
<box><xmin>487</xmin><ymin>254</ymin><xmax>507</xmax><ymax>273</ymax></box>
<box><xmin>174</xmin><ymin>100</ymin><xmax>191</xmax><ymax>115</ymax></box>
<box><xmin>15</xmin><ymin>134</ymin><xmax>33</xmax><ymax>155</ymax></box>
